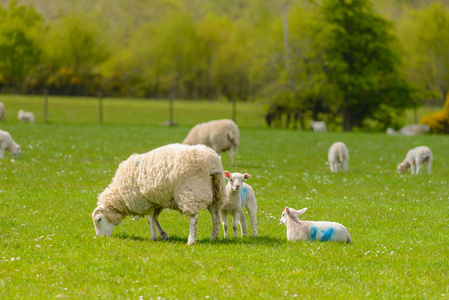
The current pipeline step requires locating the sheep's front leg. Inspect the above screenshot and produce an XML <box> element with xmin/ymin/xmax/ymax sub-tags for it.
<box><xmin>410</xmin><ymin>164</ymin><xmax>415</xmax><ymax>174</ymax></box>
<box><xmin>239</xmin><ymin>212</ymin><xmax>248</xmax><ymax>237</ymax></box>
<box><xmin>208</xmin><ymin>204</ymin><xmax>220</xmax><ymax>241</ymax></box>
<box><xmin>221</xmin><ymin>211</ymin><xmax>229</xmax><ymax>238</ymax></box>
<box><xmin>427</xmin><ymin>160</ymin><xmax>432</xmax><ymax>174</ymax></box>
<box><xmin>416</xmin><ymin>164</ymin><xmax>422</xmax><ymax>174</ymax></box>
<box><xmin>232</xmin><ymin>211</ymin><xmax>240</xmax><ymax>237</ymax></box>
<box><xmin>187</xmin><ymin>213</ymin><xmax>199</xmax><ymax>245</ymax></box>
<box><xmin>153</xmin><ymin>207</ymin><xmax>169</xmax><ymax>240</ymax></box>
<box><xmin>342</xmin><ymin>161</ymin><xmax>348</xmax><ymax>172</ymax></box>
<box><xmin>146</xmin><ymin>214</ymin><xmax>158</xmax><ymax>240</ymax></box>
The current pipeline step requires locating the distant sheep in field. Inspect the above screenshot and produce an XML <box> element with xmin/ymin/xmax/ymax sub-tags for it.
<box><xmin>387</xmin><ymin>124</ymin><xmax>430</xmax><ymax>136</ymax></box>
<box><xmin>328</xmin><ymin>142</ymin><xmax>349</xmax><ymax>172</ymax></box>
<box><xmin>221</xmin><ymin>171</ymin><xmax>257</xmax><ymax>238</ymax></box>
<box><xmin>0</xmin><ymin>129</ymin><xmax>21</xmax><ymax>159</ymax></box>
<box><xmin>280</xmin><ymin>207</ymin><xmax>351</xmax><ymax>243</ymax></box>
<box><xmin>0</xmin><ymin>102</ymin><xmax>4</xmax><ymax>121</ymax></box>
<box><xmin>18</xmin><ymin>110</ymin><xmax>35</xmax><ymax>123</ymax></box>
<box><xmin>92</xmin><ymin>143</ymin><xmax>226</xmax><ymax>245</ymax></box>
<box><xmin>183</xmin><ymin>119</ymin><xmax>239</xmax><ymax>166</ymax></box>
<box><xmin>311</xmin><ymin>121</ymin><xmax>327</xmax><ymax>132</ymax></box>
<box><xmin>397</xmin><ymin>146</ymin><xmax>433</xmax><ymax>175</ymax></box>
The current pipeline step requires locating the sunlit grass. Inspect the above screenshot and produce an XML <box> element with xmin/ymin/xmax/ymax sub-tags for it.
<box><xmin>0</xmin><ymin>96</ymin><xmax>448</xmax><ymax>298</ymax></box>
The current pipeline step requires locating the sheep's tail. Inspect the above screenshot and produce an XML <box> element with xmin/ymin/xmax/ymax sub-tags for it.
<box><xmin>210</xmin><ymin>169</ymin><xmax>225</xmax><ymax>209</ymax></box>
<box><xmin>422</xmin><ymin>150</ymin><xmax>430</xmax><ymax>159</ymax></box>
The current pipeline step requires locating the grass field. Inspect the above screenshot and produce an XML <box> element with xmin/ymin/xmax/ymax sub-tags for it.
<box><xmin>1</xmin><ymin>95</ymin><xmax>448</xmax><ymax>299</ymax></box>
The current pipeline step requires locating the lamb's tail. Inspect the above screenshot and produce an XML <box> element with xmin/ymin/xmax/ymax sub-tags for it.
<box><xmin>210</xmin><ymin>170</ymin><xmax>226</xmax><ymax>208</ymax></box>
<box><xmin>422</xmin><ymin>150</ymin><xmax>430</xmax><ymax>159</ymax></box>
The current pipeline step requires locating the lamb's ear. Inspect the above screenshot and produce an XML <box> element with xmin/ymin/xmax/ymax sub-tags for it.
<box><xmin>285</xmin><ymin>207</ymin><xmax>291</xmax><ymax>215</ymax></box>
<box><xmin>296</xmin><ymin>208</ymin><xmax>307</xmax><ymax>216</ymax></box>
<box><xmin>224</xmin><ymin>171</ymin><xmax>231</xmax><ymax>179</ymax></box>
<box><xmin>243</xmin><ymin>173</ymin><xmax>251</xmax><ymax>180</ymax></box>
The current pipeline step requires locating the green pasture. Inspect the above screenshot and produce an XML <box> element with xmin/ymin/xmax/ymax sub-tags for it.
<box><xmin>0</xmin><ymin>96</ymin><xmax>448</xmax><ymax>299</ymax></box>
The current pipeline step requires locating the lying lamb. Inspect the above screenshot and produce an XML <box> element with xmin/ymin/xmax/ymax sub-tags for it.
<box><xmin>220</xmin><ymin>171</ymin><xmax>257</xmax><ymax>238</ymax></box>
<box><xmin>328</xmin><ymin>142</ymin><xmax>349</xmax><ymax>172</ymax></box>
<box><xmin>183</xmin><ymin>119</ymin><xmax>239</xmax><ymax>166</ymax></box>
<box><xmin>280</xmin><ymin>207</ymin><xmax>351</xmax><ymax>243</ymax></box>
<box><xmin>311</xmin><ymin>121</ymin><xmax>327</xmax><ymax>132</ymax></box>
<box><xmin>0</xmin><ymin>129</ymin><xmax>21</xmax><ymax>159</ymax></box>
<box><xmin>18</xmin><ymin>110</ymin><xmax>35</xmax><ymax>123</ymax></box>
<box><xmin>397</xmin><ymin>146</ymin><xmax>433</xmax><ymax>175</ymax></box>
<box><xmin>92</xmin><ymin>143</ymin><xmax>226</xmax><ymax>245</ymax></box>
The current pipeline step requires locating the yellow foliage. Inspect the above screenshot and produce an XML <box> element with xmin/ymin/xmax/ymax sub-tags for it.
<box><xmin>420</xmin><ymin>92</ymin><xmax>449</xmax><ymax>133</ymax></box>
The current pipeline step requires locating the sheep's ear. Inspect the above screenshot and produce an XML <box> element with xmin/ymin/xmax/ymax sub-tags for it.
<box><xmin>296</xmin><ymin>208</ymin><xmax>307</xmax><ymax>216</ymax></box>
<box><xmin>243</xmin><ymin>173</ymin><xmax>251</xmax><ymax>180</ymax></box>
<box><xmin>224</xmin><ymin>171</ymin><xmax>231</xmax><ymax>179</ymax></box>
<box><xmin>285</xmin><ymin>207</ymin><xmax>290</xmax><ymax>215</ymax></box>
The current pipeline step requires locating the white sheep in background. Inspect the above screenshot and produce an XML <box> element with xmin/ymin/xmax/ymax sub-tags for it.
<box><xmin>386</xmin><ymin>124</ymin><xmax>430</xmax><ymax>136</ymax></box>
<box><xmin>397</xmin><ymin>146</ymin><xmax>433</xmax><ymax>175</ymax></box>
<box><xmin>311</xmin><ymin>121</ymin><xmax>327</xmax><ymax>132</ymax></box>
<box><xmin>221</xmin><ymin>171</ymin><xmax>257</xmax><ymax>238</ymax></box>
<box><xmin>92</xmin><ymin>143</ymin><xmax>226</xmax><ymax>245</ymax></box>
<box><xmin>328</xmin><ymin>142</ymin><xmax>349</xmax><ymax>172</ymax></box>
<box><xmin>0</xmin><ymin>129</ymin><xmax>21</xmax><ymax>159</ymax></box>
<box><xmin>183</xmin><ymin>119</ymin><xmax>239</xmax><ymax>166</ymax></box>
<box><xmin>280</xmin><ymin>207</ymin><xmax>351</xmax><ymax>243</ymax></box>
<box><xmin>18</xmin><ymin>110</ymin><xmax>35</xmax><ymax>123</ymax></box>
<box><xmin>0</xmin><ymin>102</ymin><xmax>4</xmax><ymax>121</ymax></box>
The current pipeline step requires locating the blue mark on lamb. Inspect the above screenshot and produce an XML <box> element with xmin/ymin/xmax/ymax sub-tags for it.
<box><xmin>310</xmin><ymin>226</ymin><xmax>335</xmax><ymax>241</ymax></box>
<box><xmin>240</xmin><ymin>187</ymin><xmax>247</xmax><ymax>206</ymax></box>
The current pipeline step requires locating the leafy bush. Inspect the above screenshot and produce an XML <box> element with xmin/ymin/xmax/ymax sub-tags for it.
<box><xmin>420</xmin><ymin>92</ymin><xmax>449</xmax><ymax>133</ymax></box>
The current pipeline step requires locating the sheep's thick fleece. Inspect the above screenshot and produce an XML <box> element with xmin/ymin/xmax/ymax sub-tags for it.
<box><xmin>94</xmin><ymin>143</ymin><xmax>225</xmax><ymax>244</ymax></box>
<box><xmin>328</xmin><ymin>142</ymin><xmax>349</xmax><ymax>172</ymax></box>
<box><xmin>398</xmin><ymin>146</ymin><xmax>433</xmax><ymax>175</ymax></box>
<box><xmin>183</xmin><ymin>119</ymin><xmax>239</xmax><ymax>166</ymax></box>
<box><xmin>0</xmin><ymin>129</ymin><xmax>21</xmax><ymax>159</ymax></box>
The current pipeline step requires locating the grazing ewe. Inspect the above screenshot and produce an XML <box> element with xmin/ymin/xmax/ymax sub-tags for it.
<box><xmin>92</xmin><ymin>143</ymin><xmax>226</xmax><ymax>245</ymax></box>
<box><xmin>221</xmin><ymin>171</ymin><xmax>257</xmax><ymax>238</ymax></box>
<box><xmin>397</xmin><ymin>146</ymin><xmax>433</xmax><ymax>175</ymax></box>
<box><xmin>0</xmin><ymin>102</ymin><xmax>4</xmax><ymax>121</ymax></box>
<box><xmin>0</xmin><ymin>129</ymin><xmax>21</xmax><ymax>159</ymax></box>
<box><xmin>18</xmin><ymin>110</ymin><xmax>35</xmax><ymax>123</ymax></box>
<box><xmin>183</xmin><ymin>119</ymin><xmax>239</xmax><ymax>166</ymax></box>
<box><xmin>387</xmin><ymin>124</ymin><xmax>430</xmax><ymax>136</ymax></box>
<box><xmin>280</xmin><ymin>207</ymin><xmax>351</xmax><ymax>243</ymax></box>
<box><xmin>311</xmin><ymin>121</ymin><xmax>327</xmax><ymax>132</ymax></box>
<box><xmin>328</xmin><ymin>142</ymin><xmax>349</xmax><ymax>172</ymax></box>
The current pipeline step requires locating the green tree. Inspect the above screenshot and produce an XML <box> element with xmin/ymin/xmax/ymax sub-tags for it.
<box><xmin>0</xmin><ymin>0</ymin><xmax>43</xmax><ymax>90</ymax></box>
<box><xmin>313</xmin><ymin>0</ymin><xmax>414</xmax><ymax>131</ymax></box>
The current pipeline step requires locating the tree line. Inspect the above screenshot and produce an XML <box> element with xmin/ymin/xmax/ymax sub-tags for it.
<box><xmin>1</xmin><ymin>0</ymin><xmax>449</xmax><ymax>131</ymax></box>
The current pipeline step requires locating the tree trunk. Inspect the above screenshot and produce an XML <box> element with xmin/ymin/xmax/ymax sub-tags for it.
<box><xmin>342</xmin><ymin>98</ymin><xmax>353</xmax><ymax>131</ymax></box>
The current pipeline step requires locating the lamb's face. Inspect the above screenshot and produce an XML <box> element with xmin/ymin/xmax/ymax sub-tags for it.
<box><xmin>280</xmin><ymin>209</ymin><xmax>288</xmax><ymax>226</ymax></box>
<box><xmin>12</xmin><ymin>146</ymin><xmax>21</xmax><ymax>159</ymax></box>
<box><xmin>224</xmin><ymin>171</ymin><xmax>251</xmax><ymax>192</ymax></box>
<box><xmin>397</xmin><ymin>163</ymin><xmax>408</xmax><ymax>173</ymax></box>
<box><xmin>92</xmin><ymin>207</ymin><xmax>115</xmax><ymax>236</ymax></box>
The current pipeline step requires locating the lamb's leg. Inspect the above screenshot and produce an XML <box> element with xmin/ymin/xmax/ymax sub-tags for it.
<box><xmin>187</xmin><ymin>213</ymin><xmax>199</xmax><ymax>245</ymax></box>
<box><xmin>245</xmin><ymin>199</ymin><xmax>258</xmax><ymax>237</ymax></box>
<box><xmin>410</xmin><ymin>164</ymin><xmax>415</xmax><ymax>174</ymax></box>
<box><xmin>221</xmin><ymin>211</ymin><xmax>229</xmax><ymax>238</ymax></box>
<box><xmin>232</xmin><ymin>211</ymin><xmax>240</xmax><ymax>237</ymax></box>
<box><xmin>332</xmin><ymin>162</ymin><xmax>338</xmax><ymax>172</ymax></box>
<box><xmin>342</xmin><ymin>161</ymin><xmax>348</xmax><ymax>172</ymax></box>
<box><xmin>416</xmin><ymin>163</ymin><xmax>422</xmax><ymax>174</ymax></box>
<box><xmin>153</xmin><ymin>207</ymin><xmax>169</xmax><ymax>240</ymax></box>
<box><xmin>239</xmin><ymin>212</ymin><xmax>248</xmax><ymax>237</ymax></box>
<box><xmin>329</xmin><ymin>162</ymin><xmax>334</xmax><ymax>172</ymax></box>
<box><xmin>0</xmin><ymin>148</ymin><xmax>4</xmax><ymax>158</ymax></box>
<box><xmin>208</xmin><ymin>204</ymin><xmax>220</xmax><ymax>241</ymax></box>
<box><xmin>427</xmin><ymin>159</ymin><xmax>432</xmax><ymax>174</ymax></box>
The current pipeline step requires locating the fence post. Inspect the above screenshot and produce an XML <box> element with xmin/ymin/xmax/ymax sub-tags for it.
<box><xmin>99</xmin><ymin>92</ymin><xmax>103</xmax><ymax>125</ymax></box>
<box><xmin>44</xmin><ymin>89</ymin><xmax>48</xmax><ymax>123</ymax></box>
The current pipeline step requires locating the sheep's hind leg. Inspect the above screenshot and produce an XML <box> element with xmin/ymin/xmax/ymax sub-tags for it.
<box><xmin>221</xmin><ymin>211</ymin><xmax>229</xmax><ymax>238</ymax></box>
<box><xmin>154</xmin><ymin>207</ymin><xmax>169</xmax><ymax>240</ymax></box>
<box><xmin>208</xmin><ymin>204</ymin><xmax>220</xmax><ymax>241</ymax></box>
<box><xmin>187</xmin><ymin>213</ymin><xmax>199</xmax><ymax>245</ymax></box>
<box><xmin>239</xmin><ymin>212</ymin><xmax>248</xmax><ymax>237</ymax></box>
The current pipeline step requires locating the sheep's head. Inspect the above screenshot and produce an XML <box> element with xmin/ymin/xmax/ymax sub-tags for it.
<box><xmin>12</xmin><ymin>145</ymin><xmax>21</xmax><ymax>159</ymax></box>
<box><xmin>224</xmin><ymin>171</ymin><xmax>250</xmax><ymax>192</ymax></box>
<box><xmin>280</xmin><ymin>207</ymin><xmax>307</xmax><ymax>225</ymax></box>
<box><xmin>92</xmin><ymin>206</ymin><xmax>117</xmax><ymax>237</ymax></box>
<box><xmin>397</xmin><ymin>162</ymin><xmax>409</xmax><ymax>173</ymax></box>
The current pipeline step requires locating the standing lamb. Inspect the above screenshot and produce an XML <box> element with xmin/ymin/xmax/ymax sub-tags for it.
<box><xmin>311</xmin><ymin>121</ymin><xmax>327</xmax><ymax>132</ymax></box>
<box><xmin>280</xmin><ymin>207</ymin><xmax>351</xmax><ymax>243</ymax></box>
<box><xmin>220</xmin><ymin>171</ymin><xmax>257</xmax><ymax>238</ymax></box>
<box><xmin>18</xmin><ymin>110</ymin><xmax>35</xmax><ymax>123</ymax></box>
<box><xmin>328</xmin><ymin>142</ymin><xmax>349</xmax><ymax>172</ymax></box>
<box><xmin>0</xmin><ymin>129</ymin><xmax>21</xmax><ymax>159</ymax></box>
<box><xmin>183</xmin><ymin>119</ymin><xmax>239</xmax><ymax>166</ymax></box>
<box><xmin>397</xmin><ymin>146</ymin><xmax>433</xmax><ymax>175</ymax></box>
<box><xmin>0</xmin><ymin>102</ymin><xmax>4</xmax><ymax>121</ymax></box>
<box><xmin>92</xmin><ymin>143</ymin><xmax>226</xmax><ymax>245</ymax></box>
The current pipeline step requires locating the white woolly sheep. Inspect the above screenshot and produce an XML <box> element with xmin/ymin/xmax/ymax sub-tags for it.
<box><xmin>0</xmin><ymin>129</ymin><xmax>21</xmax><ymax>159</ymax></box>
<box><xmin>397</xmin><ymin>146</ymin><xmax>433</xmax><ymax>175</ymax></box>
<box><xmin>386</xmin><ymin>124</ymin><xmax>430</xmax><ymax>136</ymax></box>
<box><xmin>311</xmin><ymin>121</ymin><xmax>327</xmax><ymax>132</ymax></box>
<box><xmin>183</xmin><ymin>119</ymin><xmax>239</xmax><ymax>166</ymax></box>
<box><xmin>0</xmin><ymin>102</ymin><xmax>4</xmax><ymax>121</ymax></box>
<box><xmin>220</xmin><ymin>171</ymin><xmax>257</xmax><ymax>238</ymax></box>
<box><xmin>92</xmin><ymin>143</ymin><xmax>226</xmax><ymax>245</ymax></box>
<box><xmin>280</xmin><ymin>207</ymin><xmax>351</xmax><ymax>243</ymax></box>
<box><xmin>328</xmin><ymin>142</ymin><xmax>349</xmax><ymax>172</ymax></box>
<box><xmin>18</xmin><ymin>110</ymin><xmax>35</xmax><ymax>123</ymax></box>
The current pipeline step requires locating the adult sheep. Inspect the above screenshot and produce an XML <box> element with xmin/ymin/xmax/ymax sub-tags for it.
<box><xmin>183</xmin><ymin>119</ymin><xmax>239</xmax><ymax>166</ymax></box>
<box><xmin>92</xmin><ymin>143</ymin><xmax>226</xmax><ymax>245</ymax></box>
<box><xmin>328</xmin><ymin>142</ymin><xmax>349</xmax><ymax>172</ymax></box>
<box><xmin>18</xmin><ymin>110</ymin><xmax>35</xmax><ymax>123</ymax></box>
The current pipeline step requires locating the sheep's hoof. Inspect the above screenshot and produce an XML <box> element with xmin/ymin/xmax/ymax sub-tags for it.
<box><xmin>187</xmin><ymin>240</ymin><xmax>196</xmax><ymax>245</ymax></box>
<box><xmin>160</xmin><ymin>233</ymin><xmax>169</xmax><ymax>240</ymax></box>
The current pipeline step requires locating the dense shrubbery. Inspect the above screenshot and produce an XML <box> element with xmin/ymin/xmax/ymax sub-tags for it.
<box><xmin>421</xmin><ymin>92</ymin><xmax>449</xmax><ymax>133</ymax></box>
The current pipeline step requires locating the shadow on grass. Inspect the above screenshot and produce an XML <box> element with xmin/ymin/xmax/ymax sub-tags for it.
<box><xmin>114</xmin><ymin>232</ymin><xmax>286</xmax><ymax>246</ymax></box>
